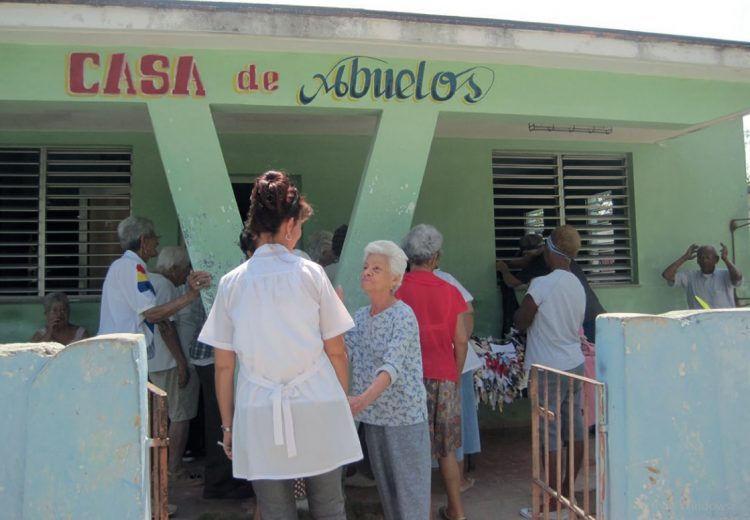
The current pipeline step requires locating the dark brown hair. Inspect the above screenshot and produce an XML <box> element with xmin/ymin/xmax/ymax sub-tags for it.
<box><xmin>246</xmin><ymin>171</ymin><xmax>312</xmax><ymax>238</ymax></box>
<box><xmin>332</xmin><ymin>224</ymin><xmax>348</xmax><ymax>257</ymax></box>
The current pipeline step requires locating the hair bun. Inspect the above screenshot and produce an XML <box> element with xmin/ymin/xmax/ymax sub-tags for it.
<box><xmin>247</xmin><ymin>170</ymin><xmax>312</xmax><ymax>238</ymax></box>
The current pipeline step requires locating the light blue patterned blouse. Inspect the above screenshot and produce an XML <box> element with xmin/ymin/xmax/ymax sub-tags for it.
<box><xmin>346</xmin><ymin>300</ymin><xmax>428</xmax><ymax>426</ymax></box>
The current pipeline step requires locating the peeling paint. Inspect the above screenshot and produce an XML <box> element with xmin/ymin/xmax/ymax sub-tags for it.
<box><xmin>683</xmin><ymin>431</ymin><xmax>704</xmax><ymax>458</ymax></box>
<box><xmin>681</xmin><ymin>484</ymin><xmax>691</xmax><ymax>507</ymax></box>
<box><xmin>678</xmin><ymin>362</ymin><xmax>687</xmax><ymax>376</ymax></box>
<box><xmin>634</xmin><ymin>494</ymin><xmax>650</xmax><ymax>520</ymax></box>
<box><xmin>0</xmin><ymin>343</ymin><xmax>64</xmax><ymax>357</ymax></box>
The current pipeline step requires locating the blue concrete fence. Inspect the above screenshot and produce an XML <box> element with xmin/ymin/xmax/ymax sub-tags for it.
<box><xmin>0</xmin><ymin>334</ymin><xmax>151</xmax><ymax>519</ymax></box>
<box><xmin>598</xmin><ymin>309</ymin><xmax>750</xmax><ymax>520</ymax></box>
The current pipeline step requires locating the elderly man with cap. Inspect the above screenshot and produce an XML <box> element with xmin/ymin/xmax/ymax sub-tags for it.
<box><xmin>662</xmin><ymin>243</ymin><xmax>743</xmax><ymax>309</ymax></box>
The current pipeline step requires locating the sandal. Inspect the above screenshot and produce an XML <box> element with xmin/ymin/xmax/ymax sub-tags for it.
<box><xmin>460</xmin><ymin>476</ymin><xmax>476</xmax><ymax>493</ymax></box>
<box><xmin>438</xmin><ymin>505</ymin><xmax>468</xmax><ymax>520</ymax></box>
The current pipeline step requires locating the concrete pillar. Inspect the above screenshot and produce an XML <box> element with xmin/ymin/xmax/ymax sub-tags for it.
<box><xmin>148</xmin><ymin>102</ymin><xmax>243</xmax><ymax>307</ymax></box>
<box><xmin>335</xmin><ymin>108</ymin><xmax>438</xmax><ymax>311</ymax></box>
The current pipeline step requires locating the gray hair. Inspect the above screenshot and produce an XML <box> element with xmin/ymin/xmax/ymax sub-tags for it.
<box><xmin>43</xmin><ymin>292</ymin><xmax>69</xmax><ymax>314</ymax></box>
<box><xmin>155</xmin><ymin>246</ymin><xmax>190</xmax><ymax>274</ymax></box>
<box><xmin>306</xmin><ymin>230</ymin><xmax>333</xmax><ymax>264</ymax></box>
<box><xmin>401</xmin><ymin>224</ymin><xmax>443</xmax><ymax>265</ymax></box>
<box><xmin>364</xmin><ymin>240</ymin><xmax>408</xmax><ymax>289</ymax></box>
<box><xmin>117</xmin><ymin>216</ymin><xmax>155</xmax><ymax>252</ymax></box>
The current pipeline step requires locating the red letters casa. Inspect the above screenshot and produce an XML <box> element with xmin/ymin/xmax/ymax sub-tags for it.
<box><xmin>103</xmin><ymin>53</ymin><xmax>137</xmax><ymax>95</ymax></box>
<box><xmin>171</xmin><ymin>56</ymin><xmax>206</xmax><ymax>97</ymax></box>
<box><xmin>67</xmin><ymin>52</ymin><xmax>100</xmax><ymax>95</ymax></box>
<box><xmin>65</xmin><ymin>52</ymin><xmax>206</xmax><ymax>97</ymax></box>
<box><xmin>140</xmin><ymin>54</ymin><xmax>171</xmax><ymax>96</ymax></box>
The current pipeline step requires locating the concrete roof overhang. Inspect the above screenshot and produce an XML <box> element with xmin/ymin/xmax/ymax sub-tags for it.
<box><xmin>2</xmin><ymin>0</ymin><xmax>750</xmax><ymax>81</ymax></box>
<box><xmin>1</xmin><ymin>1</ymin><xmax>750</xmax><ymax>142</ymax></box>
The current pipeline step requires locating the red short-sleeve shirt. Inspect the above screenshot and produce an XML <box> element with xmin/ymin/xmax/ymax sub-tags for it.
<box><xmin>395</xmin><ymin>270</ymin><xmax>468</xmax><ymax>382</ymax></box>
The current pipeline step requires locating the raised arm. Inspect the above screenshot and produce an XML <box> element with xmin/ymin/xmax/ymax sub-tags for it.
<box><xmin>720</xmin><ymin>242</ymin><xmax>743</xmax><ymax>285</ymax></box>
<box><xmin>662</xmin><ymin>244</ymin><xmax>698</xmax><ymax>283</ymax></box>
<box><xmin>143</xmin><ymin>271</ymin><xmax>211</xmax><ymax>323</ymax></box>
<box><xmin>496</xmin><ymin>260</ymin><xmax>524</xmax><ymax>288</ymax></box>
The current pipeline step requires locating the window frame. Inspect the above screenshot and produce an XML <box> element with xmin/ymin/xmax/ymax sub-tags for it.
<box><xmin>0</xmin><ymin>146</ymin><xmax>132</xmax><ymax>302</ymax></box>
<box><xmin>492</xmin><ymin>150</ymin><xmax>635</xmax><ymax>286</ymax></box>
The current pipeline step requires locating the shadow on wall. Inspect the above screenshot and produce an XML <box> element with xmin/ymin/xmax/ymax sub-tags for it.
<box><xmin>0</xmin><ymin>334</ymin><xmax>151</xmax><ymax>519</ymax></box>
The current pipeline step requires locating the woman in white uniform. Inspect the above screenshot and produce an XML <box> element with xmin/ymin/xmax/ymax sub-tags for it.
<box><xmin>199</xmin><ymin>171</ymin><xmax>362</xmax><ymax>520</ymax></box>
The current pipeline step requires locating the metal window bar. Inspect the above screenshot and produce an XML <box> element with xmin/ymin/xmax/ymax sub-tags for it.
<box><xmin>45</xmin><ymin>148</ymin><xmax>131</xmax><ymax>296</ymax></box>
<box><xmin>148</xmin><ymin>382</ymin><xmax>170</xmax><ymax>520</ymax></box>
<box><xmin>492</xmin><ymin>151</ymin><xmax>633</xmax><ymax>286</ymax></box>
<box><xmin>562</xmin><ymin>155</ymin><xmax>631</xmax><ymax>285</ymax></box>
<box><xmin>0</xmin><ymin>148</ymin><xmax>41</xmax><ymax>296</ymax></box>
<box><xmin>0</xmin><ymin>146</ymin><xmax>132</xmax><ymax>299</ymax></box>
<box><xmin>530</xmin><ymin>365</ymin><xmax>607</xmax><ymax>520</ymax></box>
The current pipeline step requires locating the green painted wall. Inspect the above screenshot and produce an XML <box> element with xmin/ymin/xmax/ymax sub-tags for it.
<box><xmin>3</xmin><ymin>43</ymin><xmax>750</xmax><ymax>125</ymax></box>
<box><xmin>1</xmin><ymin>120</ymin><xmax>748</xmax><ymax>342</ymax></box>
<box><xmin>0</xmin><ymin>130</ymin><xmax>372</xmax><ymax>341</ymax></box>
<box><xmin>0</xmin><ymin>130</ymin><xmax>177</xmax><ymax>341</ymax></box>
<box><xmin>1</xmin><ymin>41</ymin><xmax>749</xmax><ymax>343</ymax></box>
<box><xmin>218</xmin><ymin>133</ymin><xmax>371</xmax><ymax>235</ymax></box>
<box><xmin>414</xmin><ymin>120</ymin><xmax>750</xmax><ymax>336</ymax></box>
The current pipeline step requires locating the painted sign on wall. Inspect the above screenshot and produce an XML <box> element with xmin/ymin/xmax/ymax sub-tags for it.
<box><xmin>297</xmin><ymin>56</ymin><xmax>495</xmax><ymax>105</ymax></box>
<box><xmin>67</xmin><ymin>52</ymin><xmax>207</xmax><ymax>96</ymax></box>
<box><xmin>65</xmin><ymin>52</ymin><xmax>494</xmax><ymax>104</ymax></box>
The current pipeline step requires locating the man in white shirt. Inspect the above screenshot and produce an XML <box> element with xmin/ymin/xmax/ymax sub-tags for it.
<box><xmin>662</xmin><ymin>243</ymin><xmax>743</xmax><ymax>309</ymax></box>
<box><xmin>98</xmin><ymin>216</ymin><xmax>212</xmax><ymax>511</ymax></box>
<box><xmin>99</xmin><ymin>216</ymin><xmax>212</xmax><ymax>345</ymax></box>
<box><xmin>514</xmin><ymin>225</ymin><xmax>586</xmax><ymax>520</ymax></box>
<box><xmin>149</xmin><ymin>247</ymin><xmax>203</xmax><ymax>485</ymax></box>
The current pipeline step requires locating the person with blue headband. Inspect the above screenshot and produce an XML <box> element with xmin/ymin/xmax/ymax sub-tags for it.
<box><xmin>513</xmin><ymin>225</ymin><xmax>586</xmax><ymax>520</ymax></box>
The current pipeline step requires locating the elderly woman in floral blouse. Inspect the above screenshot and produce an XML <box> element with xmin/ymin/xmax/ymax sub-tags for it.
<box><xmin>346</xmin><ymin>240</ymin><xmax>430</xmax><ymax>520</ymax></box>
